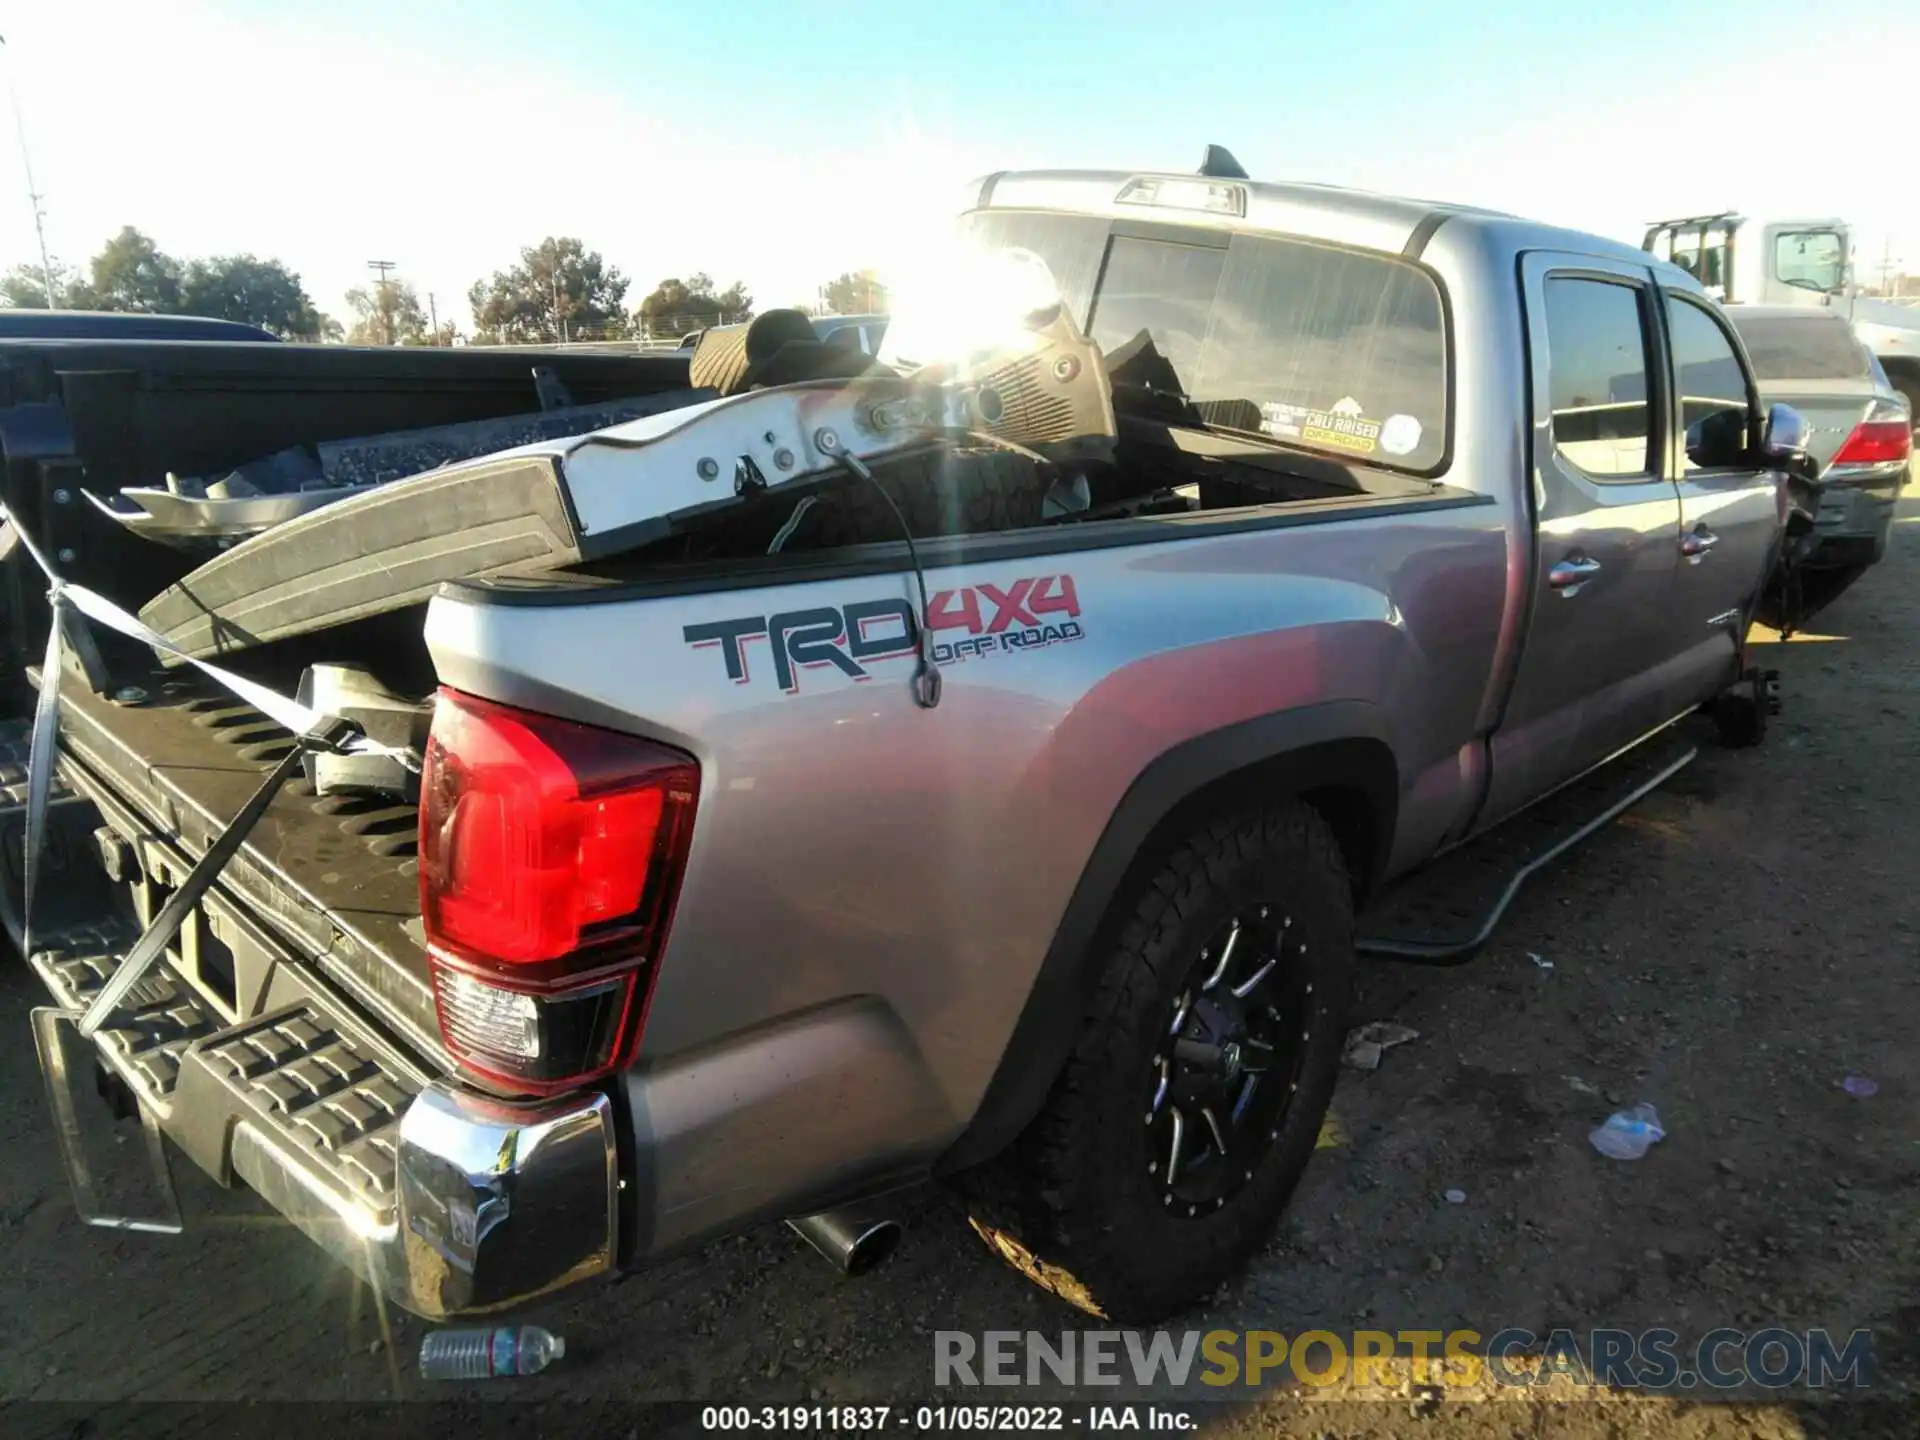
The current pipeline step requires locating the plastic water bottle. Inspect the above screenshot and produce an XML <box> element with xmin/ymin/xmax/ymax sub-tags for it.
<box><xmin>1589</xmin><ymin>1102</ymin><xmax>1666</xmax><ymax>1161</ymax></box>
<box><xmin>419</xmin><ymin>1325</ymin><xmax>567</xmax><ymax>1380</ymax></box>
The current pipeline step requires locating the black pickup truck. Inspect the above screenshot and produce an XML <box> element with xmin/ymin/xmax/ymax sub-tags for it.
<box><xmin>0</xmin><ymin>332</ymin><xmax>699</xmax><ymax>704</ymax></box>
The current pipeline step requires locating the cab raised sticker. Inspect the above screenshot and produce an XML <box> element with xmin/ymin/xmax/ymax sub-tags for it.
<box><xmin>1260</xmin><ymin>395</ymin><xmax>1382</xmax><ymax>455</ymax></box>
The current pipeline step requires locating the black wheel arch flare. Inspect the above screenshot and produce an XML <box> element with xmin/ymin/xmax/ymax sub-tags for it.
<box><xmin>935</xmin><ymin>701</ymin><xmax>1398</xmax><ymax>1175</ymax></box>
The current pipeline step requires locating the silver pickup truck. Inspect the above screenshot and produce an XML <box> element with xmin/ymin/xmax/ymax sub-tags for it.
<box><xmin>8</xmin><ymin>155</ymin><xmax>1823</xmax><ymax>1326</ymax></box>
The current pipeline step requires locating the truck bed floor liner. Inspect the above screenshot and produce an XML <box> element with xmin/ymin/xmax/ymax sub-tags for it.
<box><xmin>1357</xmin><ymin>726</ymin><xmax>1698</xmax><ymax>962</ymax></box>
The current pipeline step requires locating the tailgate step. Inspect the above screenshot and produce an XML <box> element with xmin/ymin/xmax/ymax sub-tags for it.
<box><xmin>34</xmin><ymin>921</ymin><xmax>223</xmax><ymax>1111</ymax></box>
<box><xmin>1357</xmin><ymin>728</ymin><xmax>1697</xmax><ymax>962</ymax></box>
<box><xmin>31</xmin><ymin>927</ymin><xmax>426</xmax><ymax>1212</ymax></box>
<box><xmin>185</xmin><ymin>1003</ymin><xmax>420</xmax><ymax>1207</ymax></box>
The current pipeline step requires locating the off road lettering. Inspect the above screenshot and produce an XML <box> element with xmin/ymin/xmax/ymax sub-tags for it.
<box><xmin>684</xmin><ymin>574</ymin><xmax>1085</xmax><ymax>692</ymax></box>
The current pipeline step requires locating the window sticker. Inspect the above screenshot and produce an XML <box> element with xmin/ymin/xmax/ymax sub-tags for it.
<box><xmin>1379</xmin><ymin>413</ymin><xmax>1423</xmax><ymax>457</ymax></box>
<box><xmin>1259</xmin><ymin>396</ymin><xmax>1382</xmax><ymax>455</ymax></box>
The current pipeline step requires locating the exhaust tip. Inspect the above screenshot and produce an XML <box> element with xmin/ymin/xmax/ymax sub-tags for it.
<box><xmin>788</xmin><ymin>1209</ymin><xmax>904</xmax><ymax>1277</ymax></box>
<box><xmin>842</xmin><ymin>1217</ymin><xmax>902</xmax><ymax>1277</ymax></box>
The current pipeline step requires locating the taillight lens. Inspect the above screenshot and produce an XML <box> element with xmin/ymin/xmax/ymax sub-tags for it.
<box><xmin>1831</xmin><ymin>407</ymin><xmax>1913</xmax><ymax>468</ymax></box>
<box><xmin>420</xmin><ymin>688</ymin><xmax>698</xmax><ymax>1095</ymax></box>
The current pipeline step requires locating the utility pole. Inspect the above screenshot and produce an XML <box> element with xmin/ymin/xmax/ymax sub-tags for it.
<box><xmin>549</xmin><ymin>270</ymin><xmax>568</xmax><ymax>343</ymax></box>
<box><xmin>428</xmin><ymin>291</ymin><xmax>439</xmax><ymax>344</ymax></box>
<box><xmin>366</xmin><ymin>259</ymin><xmax>397</xmax><ymax>343</ymax></box>
<box><xmin>0</xmin><ymin>36</ymin><xmax>58</xmax><ymax>309</ymax></box>
<box><xmin>1877</xmin><ymin>238</ymin><xmax>1897</xmax><ymax>298</ymax></box>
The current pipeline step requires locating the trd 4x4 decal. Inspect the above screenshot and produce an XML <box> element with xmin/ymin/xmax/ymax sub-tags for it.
<box><xmin>925</xmin><ymin>574</ymin><xmax>1083</xmax><ymax>665</ymax></box>
<box><xmin>683</xmin><ymin>574</ymin><xmax>1084</xmax><ymax>693</ymax></box>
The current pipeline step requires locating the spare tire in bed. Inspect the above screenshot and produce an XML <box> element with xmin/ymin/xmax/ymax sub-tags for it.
<box><xmin>800</xmin><ymin>445</ymin><xmax>1051</xmax><ymax>549</ymax></box>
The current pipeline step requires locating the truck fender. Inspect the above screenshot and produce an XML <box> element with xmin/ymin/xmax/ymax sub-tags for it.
<box><xmin>935</xmin><ymin>700</ymin><xmax>1398</xmax><ymax>1175</ymax></box>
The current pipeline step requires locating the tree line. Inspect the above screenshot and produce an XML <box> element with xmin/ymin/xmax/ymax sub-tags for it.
<box><xmin>0</xmin><ymin>227</ymin><xmax>890</xmax><ymax>343</ymax></box>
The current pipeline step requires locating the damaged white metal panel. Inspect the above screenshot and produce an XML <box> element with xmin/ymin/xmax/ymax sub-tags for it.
<box><xmin>552</xmin><ymin>379</ymin><xmax>974</xmax><ymax>556</ymax></box>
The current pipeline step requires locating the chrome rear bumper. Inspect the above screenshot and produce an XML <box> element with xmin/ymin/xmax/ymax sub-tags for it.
<box><xmin>30</xmin><ymin>914</ymin><xmax>619</xmax><ymax>1319</ymax></box>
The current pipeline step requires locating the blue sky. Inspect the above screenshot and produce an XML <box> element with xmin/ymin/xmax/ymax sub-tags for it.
<box><xmin>3</xmin><ymin>0</ymin><xmax>1914</xmax><ymax>325</ymax></box>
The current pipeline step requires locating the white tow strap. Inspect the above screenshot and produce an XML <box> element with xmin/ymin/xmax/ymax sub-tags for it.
<box><xmin>2</xmin><ymin>505</ymin><xmax>416</xmax><ymax>986</ymax></box>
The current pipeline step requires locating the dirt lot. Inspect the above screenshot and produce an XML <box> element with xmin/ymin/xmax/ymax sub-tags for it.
<box><xmin>3</xmin><ymin>496</ymin><xmax>1919</xmax><ymax>1438</ymax></box>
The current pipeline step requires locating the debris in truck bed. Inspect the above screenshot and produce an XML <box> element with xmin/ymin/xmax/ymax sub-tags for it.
<box><xmin>93</xmin><ymin>388</ymin><xmax>709</xmax><ymax>546</ymax></box>
<box><xmin>314</xmin><ymin>389</ymin><xmax>706</xmax><ymax>488</ymax></box>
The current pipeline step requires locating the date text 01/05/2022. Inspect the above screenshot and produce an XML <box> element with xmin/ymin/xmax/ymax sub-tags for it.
<box><xmin>683</xmin><ymin>573</ymin><xmax>1085</xmax><ymax>694</ymax></box>
<box><xmin>699</xmin><ymin>1405</ymin><xmax>1193</xmax><ymax>1431</ymax></box>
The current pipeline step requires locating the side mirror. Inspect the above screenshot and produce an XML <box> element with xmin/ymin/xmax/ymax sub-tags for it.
<box><xmin>1686</xmin><ymin>407</ymin><xmax>1748</xmax><ymax>468</ymax></box>
<box><xmin>1761</xmin><ymin>402</ymin><xmax>1821</xmax><ymax>484</ymax></box>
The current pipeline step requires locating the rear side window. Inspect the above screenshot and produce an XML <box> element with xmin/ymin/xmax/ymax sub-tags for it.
<box><xmin>958</xmin><ymin>211</ymin><xmax>1450</xmax><ymax>474</ymax></box>
<box><xmin>1191</xmin><ymin>235</ymin><xmax>1448</xmax><ymax>472</ymax></box>
<box><xmin>957</xmin><ymin>209</ymin><xmax>1109</xmax><ymax>328</ymax></box>
<box><xmin>1085</xmin><ymin>233</ymin><xmax>1448</xmax><ymax>472</ymax></box>
<box><xmin>1727</xmin><ymin>314</ymin><xmax>1873</xmax><ymax>382</ymax></box>
<box><xmin>1542</xmin><ymin>278</ymin><xmax>1653</xmax><ymax>478</ymax></box>
<box><xmin>1665</xmin><ymin>297</ymin><xmax>1752</xmax><ymax>469</ymax></box>
<box><xmin>1087</xmin><ymin>236</ymin><xmax>1226</xmax><ymax>388</ymax></box>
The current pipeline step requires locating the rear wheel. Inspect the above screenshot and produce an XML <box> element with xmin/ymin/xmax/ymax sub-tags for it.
<box><xmin>958</xmin><ymin>802</ymin><xmax>1355</xmax><ymax>1322</ymax></box>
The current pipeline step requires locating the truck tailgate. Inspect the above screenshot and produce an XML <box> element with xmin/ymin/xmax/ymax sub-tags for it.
<box><xmin>39</xmin><ymin>665</ymin><xmax>440</xmax><ymax>1059</ymax></box>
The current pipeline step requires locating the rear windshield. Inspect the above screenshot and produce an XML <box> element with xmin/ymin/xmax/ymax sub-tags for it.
<box><xmin>1726</xmin><ymin>313</ymin><xmax>1873</xmax><ymax>382</ymax></box>
<box><xmin>957</xmin><ymin>210</ymin><xmax>1450</xmax><ymax>474</ymax></box>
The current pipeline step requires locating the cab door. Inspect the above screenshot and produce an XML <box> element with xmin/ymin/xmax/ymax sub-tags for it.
<box><xmin>1480</xmin><ymin>254</ymin><xmax>1685</xmax><ymax>828</ymax></box>
<box><xmin>1659</xmin><ymin>289</ymin><xmax>1782</xmax><ymax>699</ymax></box>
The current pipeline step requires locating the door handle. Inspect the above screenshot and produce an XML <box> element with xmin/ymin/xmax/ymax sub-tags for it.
<box><xmin>1681</xmin><ymin>526</ymin><xmax>1719</xmax><ymax>559</ymax></box>
<box><xmin>1548</xmin><ymin>556</ymin><xmax>1603</xmax><ymax>591</ymax></box>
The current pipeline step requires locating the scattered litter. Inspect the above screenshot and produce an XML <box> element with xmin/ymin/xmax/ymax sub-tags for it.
<box><xmin>1589</xmin><ymin>1103</ymin><xmax>1666</xmax><ymax>1161</ymax></box>
<box><xmin>419</xmin><ymin>1325</ymin><xmax>566</xmax><ymax>1381</ymax></box>
<box><xmin>1842</xmin><ymin>1074</ymin><xmax>1879</xmax><ymax>1098</ymax></box>
<box><xmin>1528</xmin><ymin>952</ymin><xmax>1554</xmax><ymax>971</ymax></box>
<box><xmin>1564</xmin><ymin>1075</ymin><xmax>1601</xmax><ymax>1097</ymax></box>
<box><xmin>1443</xmin><ymin>1188</ymin><xmax>1467</xmax><ymax>1205</ymax></box>
<box><xmin>1341</xmin><ymin>1021</ymin><xmax>1420</xmax><ymax>1072</ymax></box>
<box><xmin>1315</xmin><ymin>1111</ymin><xmax>1348</xmax><ymax>1150</ymax></box>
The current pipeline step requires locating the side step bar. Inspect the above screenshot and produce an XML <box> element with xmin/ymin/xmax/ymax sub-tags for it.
<box><xmin>1357</xmin><ymin>729</ymin><xmax>1698</xmax><ymax>964</ymax></box>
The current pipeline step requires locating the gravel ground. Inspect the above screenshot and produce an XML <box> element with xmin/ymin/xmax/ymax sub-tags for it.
<box><xmin>3</xmin><ymin>494</ymin><xmax>1918</xmax><ymax>1438</ymax></box>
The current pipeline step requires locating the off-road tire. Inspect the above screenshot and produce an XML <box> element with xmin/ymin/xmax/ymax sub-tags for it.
<box><xmin>956</xmin><ymin>801</ymin><xmax>1356</xmax><ymax>1323</ymax></box>
<box><xmin>803</xmin><ymin>446</ymin><xmax>1049</xmax><ymax>549</ymax></box>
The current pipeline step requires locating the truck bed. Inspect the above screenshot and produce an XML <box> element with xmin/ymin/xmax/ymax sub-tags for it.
<box><xmin>0</xmin><ymin>338</ymin><xmax>698</xmax><ymax>689</ymax></box>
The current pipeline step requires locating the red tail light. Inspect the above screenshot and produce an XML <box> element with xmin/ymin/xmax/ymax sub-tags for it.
<box><xmin>1831</xmin><ymin>411</ymin><xmax>1912</xmax><ymax>468</ymax></box>
<box><xmin>420</xmin><ymin>688</ymin><xmax>698</xmax><ymax>1095</ymax></box>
